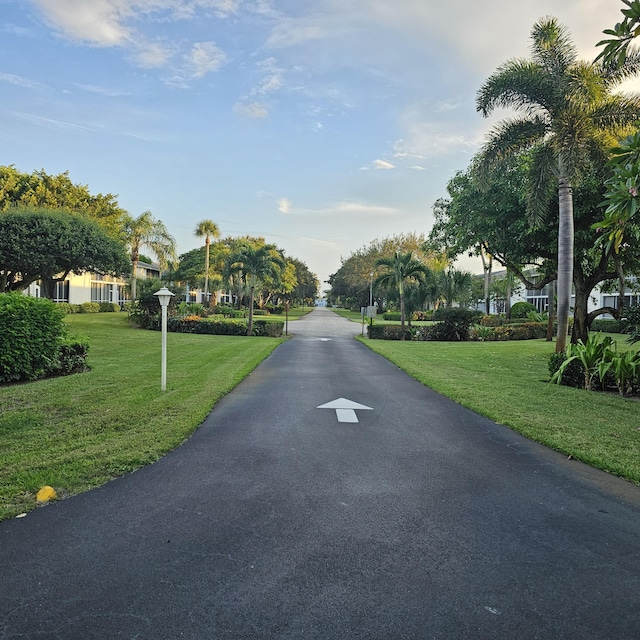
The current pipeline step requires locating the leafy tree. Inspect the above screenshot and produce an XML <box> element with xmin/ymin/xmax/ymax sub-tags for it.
<box><xmin>194</xmin><ymin>219</ymin><xmax>220</xmax><ymax>303</ymax></box>
<box><xmin>0</xmin><ymin>207</ymin><xmax>130</xmax><ymax>297</ymax></box>
<box><xmin>596</xmin><ymin>0</ymin><xmax>640</xmax><ymax>66</ymax></box>
<box><xmin>0</xmin><ymin>166</ymin><xmax>127</xmax><ymax>238</ymax></box>
<box><xmin>123</xmin><ymin>211</ymin><xmax>176</xmax><ymax>300</ymax></box>
<box><xmin>436</xmin><ymin>269</ymin><xmax>474</xmax><ymax>309</ymax></box>
<box><xmin>227</xmin><ymin>241</ymin><xmax>286</xmax><ymax>335</ymax></box>
<box><xmin>374</xmin><ymin>251</ymin><xmax>430</xmax><ymax>338</ymax></box>
<box><xmin>476</xmin><ymin>16</ymin><xmax>640</xmax><ymax>351</ymax></box>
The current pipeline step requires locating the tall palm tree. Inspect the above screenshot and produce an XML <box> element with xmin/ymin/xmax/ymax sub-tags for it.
<box><xmin>438</xmin><ymin>268</ymin><xmax>474</xmax><ymax>309</ymax></box>
<box><xmin>476</xmin><ymin>16</ymin><xmax>640</xmax><ymax>352</ymax></box>
<box><xmin>123</xmin><ymin>211</ymin><xmax>176</xmax><ymax>300</ymax></box>
<box><xmin>375</xmin><ymin>251</ymin><xmax>429</xmax><ymax>339</ymax></box>
<box><xmin>227</xmin><ymin>241</ymin><xmax>286</xmax><ymax>335</ymax></box>
<box><xmin>194</xmin><ymin>219</ymin><xmax>220</xmax><ymax>304</ymax></box>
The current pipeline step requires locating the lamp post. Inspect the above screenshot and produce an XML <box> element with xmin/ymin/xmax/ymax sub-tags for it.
<box><xmin>154</xmin><ymin>287</ymin><xmax>174</xmax><ymax>392</ymax></box>
<box><xmin>369</xmin><ymin>271</ymin><xmax>373</xmax><ymax>307</ymax></box>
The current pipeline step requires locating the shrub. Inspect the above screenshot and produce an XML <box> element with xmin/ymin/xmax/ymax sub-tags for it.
<box><xmin>493</xmin><ymin>322</ymin><xmax>546</xmax><ymax>341</ymax></box>
<box><xmin>253</xmin><ymin>309</ymin><xmax>269</xmax><ymax>316</ymax></box>
<box><xmin>469</xmin><ymin>326</ymin><xmax>497</xmax><ymax>341</ymax></box>
<box><xmin>383</xmin><ymin>312</ymin><xmax>402</xmax><ymax>321</ymax></box>
<box><xmin>412</xmin><ymin>310</ymin><xmax>432</xmax><ymax>321</ymax></box>
<box><xmin>252</xmin><ymin>320</ymin><xmax>284</xmax><ymax>337</ymax></box>
<box><xmin>177</xmin><ymin>302</ymin><xmax>205</xmax><ymax>317</ymax></box>
<box><xmin>79</xmin><ymin>302</ymin><xmax>100</xmax><ymax>313</ymax></box>
<box><xmin>431</xmin><ymin>308</ymin><xmax>483</xmax><ymax>341</ymax></box>
<box><xmin>98</xmin><ymin>302</ymin><xmax>121</xmax><ymax>313</ymax></box>
<box><xmin>548</xmin><ymin>352</ymin><xmax>584</xmax><ymax>388</ymax></box>
<box><xmin>480</xmin><ymin>315</ymin><xmax>502</xmax><ymax>327</ymax></box>
<box><xmin>57</xmin><ymin>302</ymin><xmax>80</xmax><ymax>314</ymax></box>
<box><xmin>510</xmin><ymin>301</ymin><xmax>538</xmax><ymax>319</ymax></box>
<box><xmin>0</xmin><ymin>293</ymin><xmax>66</xmax><ymax>383</ymax></box>
<box><xmin>49</xmin><ymin>336</ymin><xmax>90</xmax><ymax>376</ymax></box>
<box><xmin>590</xmin><ymin>318</ymin><xmax>627</xmax><ymax>333</ymax></box>
<box><xmin>368</xmin><ymin>324</ymin><xmax>412</xmax><ymax>340</ymax></box>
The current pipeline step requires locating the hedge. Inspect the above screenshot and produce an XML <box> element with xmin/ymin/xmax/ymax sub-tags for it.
<box><xmin>0</xmin><ymin>293</ymin><xmax>89</xmax><ymax>382</ymax></box>
<box><xmin>367</xmin><ymin>325</ymin><xmax>412</xmax><ymax>340</ymax></box>
<box><xmin>157</xmin><ymin>317</ymin><xmax>284</xmax><ymax>337</ymax></box>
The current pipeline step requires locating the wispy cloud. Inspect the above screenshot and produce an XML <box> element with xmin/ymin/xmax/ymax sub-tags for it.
<box><xmin>234</xmin><ymin>102</ymin><xmax>269</xmax><ymax>119</ymax></box>
<box><xmin>7</xmin><ymin>111</ymin><xmax>99</xmax><ymax>132</ymax></box>
<box><xmin>0</xmin><ymin>72</ymin><xmax>49</xmax><ymax>91</ymax></box>
<box><xmin>76</xmin><ymin>83</ymin><xmax>129</xmax><ymax>97</ymax></box>
<box><xmin>277</xmin><ymin>198</ymin><xmax>398</xmax><ymax>217</ymax></box>
<box><xmin>373</xmin><ymin>159</ymin><xmax>395</xmax><ymax>170</ymax></box>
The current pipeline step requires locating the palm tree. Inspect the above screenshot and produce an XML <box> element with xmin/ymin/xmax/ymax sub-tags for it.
<box><xmin>375</xmin><ymin>251</ymin><xmax>429</xmax><ymax>339</ymax></box>
<box><xmin>227</xmin><ymin>241</ymin><xmax>286</xmax><ymax>335</ymax></box>
<box><xmin>438</xmin><ymin>269</ymin><xmax>474</xmax><ymax>309</ymax></box>
<box><xmin>194</xmin><ymin>219</ymin><xmax>220</xmax><ymax>304</ymax></box>
<box><xmin>476</xmin><ymin>17</ymin><xmax>640</xmax><ymax>352</ymax></box>
<box><xmin>123</xmin><ymin>211</ymin><xmax>176</xmax><ymax>300</ymax></box>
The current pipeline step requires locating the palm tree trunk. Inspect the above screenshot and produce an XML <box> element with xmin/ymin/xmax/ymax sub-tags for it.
<box><xmin>247</xmin><ymin>276</ymin><xmax>256</xmax><ymax>336</ymax></box>
<box><xmin>131</xmin><ymin>257</ymin><xmax>139</xmax><ymax>301</ymax></box>
<box><xmin>556</xmin><ymin>172</ymin><xmax>574</xmax><ymax>353</ymax></box>
<box><xmin>399</xmin><ymin>280</ymin><xmax>406</xmax><ymax>340</ymax></box>
<box><xmin>204</xmin><ymin>237</ymin><xmax>210</xmax><ymax>302</ymax></box>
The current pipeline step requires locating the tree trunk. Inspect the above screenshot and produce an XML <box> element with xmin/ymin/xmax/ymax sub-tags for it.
<box><xmin>505</xmin><ymin>273</ymin><xmax>512</xmax><ymax>319</ymax></box>
<box><xmin>399</xmin><ymin>280</ymin><xmax>406</xmax><ymax>340</ymax></box>
<box><xmin>481</xmin><ymin>247</ymin><xmax>492</xmax><ymax>315</ymax></box>
<box><xmin>247</xmin><ymin>276</ymin><xmax>256</xmax><ymax>336</ymax></box>
<box><xmin>131</xmin><ymin>256</ymin><xmax>139</xmax><ymax>301</ymax></box>
<box><xmin>203</xmin><ymin>237</ymin><xmax>210</xmax><ymax>304</ymax></box>
<box><xmin>571</xmin><ymin>282</ymin><xmax>589</xmax><ymax>345</ymax></box>
<box><xmin>555</xmin><ymin>171</ymin><xmax>574</xmax><ymax>353</ymax></box>
<box><xmin>40</xmin><ymin>274</ymin><xmax>56</xmax><ymax>300</ymax></box>
<box><xmin>546</xmin><ymin>280</ymin><xmax>556</xmax><ymax>341</ymax></box>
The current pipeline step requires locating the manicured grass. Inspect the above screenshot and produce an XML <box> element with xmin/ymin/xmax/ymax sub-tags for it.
<box><xmin>0</xmin><ymin>313</ymin><xmax>284</xmax><ymax>521</ymax></box>
<box><xmin>359</xmin><ymin>336</ymin><xmax>640</xmax><ymax>484</ymax></box>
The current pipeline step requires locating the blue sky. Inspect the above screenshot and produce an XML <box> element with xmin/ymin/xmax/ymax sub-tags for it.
<box><xmin>0</xmin><ymin>0</ymin><xmax>629</xmax><ymax>290</ymax></box>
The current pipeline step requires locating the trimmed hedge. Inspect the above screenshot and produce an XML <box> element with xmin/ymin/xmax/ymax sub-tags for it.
<box><xmin>79</xmin><ymin>302</ymin><xmax>100</xmax><ymax>313</ymax></box>
<box><xmin>383</xmin><ymin>312</ymin><xmax>402</xmax><ymax>321</ymax></box>
<box><xmin>493</xmin><ymin>322</ymin><xmax>546</xmax><ymax>340</ymax></box>
<box><xmin>98</xmin><ymin>302</ymin><xmax>121</xmax><ymax>312</ymax></box>
<box><xmin>590</xmin><ymin>318</ymin><xmax>627</xmax><ymax>334</ymax></box>
<box><xmin>510</xmin><ymin>301</ymin><xmax>538</xmax><ymax>319</ymax></box>
<box><xmin>159</xmin><ymin>317</ymin><xmax>284</xmax><ymax>337</ymax></box>
<box><xmin>367</xmin><ymin>325</ymin><xmax>412</xmax><ymax>340</ymax></box>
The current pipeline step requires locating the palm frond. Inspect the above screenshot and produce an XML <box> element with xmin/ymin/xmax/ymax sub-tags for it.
<box><xmin>476</xmin><ymin>116</ymin><xmax>548</xmax><ymax>184</ymax></box>
<box><xmin>476</xmin><ymin>60</ymin><xmax>553</xmax><ymax>116</ymax></box>
<box><xmin>530</xmin><ymin>17</ymin><xmax>577</xmax><ymax>75</ymax></box>
<box><xmin>527</xmin><ymin>142</ymin><xmax>558</xmax><ymax>224</ymax></box>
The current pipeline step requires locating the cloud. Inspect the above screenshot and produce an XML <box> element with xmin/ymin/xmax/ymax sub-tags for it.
<box><xmin>183</xmin><ymin>42</ymin><xmax>226</xmax><ymax>78</ymax></box>
<box><xmin>373</xmin><ymin>159</ymin><xmax>395</xmax><ymax>170</ymax></box>
<box><xmin>277</xmin><ymin>197</ymin><xmax>292</xmax><ymax>213</ymax></box>
<box><xmin>299</xmin><ymin>237</ymin><xmax>342</xmax><ymax>251</ymax></box>
<box><xmin>234</xmin><ymin>102</ymin><xmax>269</xmax><ymax>118</ymax></box>
<box><xmin>76</xmin><ymin>83</ymin><xmax>129</xmax><ymax>97</ymax></box>
<box><xmin>0</xmin><ymin>72</ymin><xmax>49</xmax><ymax>91</ymax></box>
<box><xmin>277</xmin><ymin>198</ymin><xmax>399</xmax><ymax>217</ymax></box>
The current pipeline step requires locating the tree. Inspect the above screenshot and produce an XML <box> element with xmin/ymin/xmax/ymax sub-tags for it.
<box><xmin>194</xmin><ymin>219</ymin><xmax>220</xmax><ymax>303</ymax></box>
<box><xmin>227</xmin><ymin>241</ymin><xmax>286</xmax><ymax>335</ymax></box>
<box><xmin>596</xmin><ymin>0</ymin><xmax>640</xmax><ymax>66</ymax></box>
<box><xmin>0</xmin><ymin>207</ymin><xmax>131</xmax><ymax>297</ymax></box>
<box><xmin>437</xmin><ymin>269</ymin><xmax>474</xmax><ymax>309</ymax></box>
<box><xmin>374</xmin><ymin>251</ymin><xmax>430</xmax><ymax>338</ymax></box>
<box><xmin>476</xmin><ymin>17</ymin><xmax>640</xmax><ymax>351</ymax></box>
<box><xmin>0</xmin><ymin>166</ymin><xmax>127</xmax><ymax>238</ymax></box>
<box><xmin>123</xmin><ymin>211</ymin><xmax>176</xmax><ymax>300</ymax></box>
<box><xmin>429</xmin><ymin>157</ymin><xmax>640</xmax><ymax>343</ymax></box>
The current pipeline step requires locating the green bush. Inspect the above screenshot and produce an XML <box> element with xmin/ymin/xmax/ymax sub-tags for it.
<box><xmin>469</xmin><ymin>326</ymin><xmax>497</xmax><ymax>341</ymax></box>
<box><xmin>177</xmin><ymin>302</ymin><xmax>205</xmax><ymax>317</ymax></box>
<box><xmin>590</xmin><ymin>318</ymin><xmax>627</xmax><ymax>333</ymax></box>
<box><xmin>252</xmin><ymin>320</ymin><xmax>284</xmax><ymax>337</ymax></box>
<box><xmin>548</xmin><ymin>352</ymin><xmax>584</xmax><ymax>388</ymax></box>
<box><xmin>253</xmin><ymin>309</ymin><xmax>269</xmax><ymax>316</ymax></box>
<box><xmin>481</xmin><ymin>315</ymin><xmax>502</xmax><ymax>327</ymax></box>
<box><xmin>0</xmin><ymin>293</ymin><xmax>66</xmax><ymax>382</ymax></box>
<box><xmin>431</xmin><ymin>308</ymin><xmax>483</xmax><ymax>341</ymax></box>
<box><xmin>383</xmin><ymin>312</ymin><xmax>402</xmax><ymax>321</ymax></box>
<box><xmin>494</xmin><ymin>322</ymin><xmax>546</xmax><ymax>340</ymax></box>
<box><xmin>368</xmin><ymin>324</ymin><xmax>412</xmax><ymax>340</ymax></box>
<box><xmin>98</xmin><ymin>302</ymin><xmax>121</xmax><ymax>313</ymax></box>
<box><xmin>625</xmin><ymin>305</ymin><xmax>640</xmax><ymax>343</ymax></box>
<box><xmin>79</xmin><ymin>302</ymin><xmax>100</xmax><ymax>313</ymax></box>
<box><xmin>510</xmin><ymin>301</ymin><xmax>538</xmax><ymax>319</ymax></box>
<box><xmin>49</xmin><ymin>336</ymin><xmax>90</xmax><ymax>376</ymax></box>
<box><xmin>57</xmin><ymin>302</ymin><xmax>80</xmax><ymax>314</ymax></box>
<box><xmin>412</xmin><ymin>310</ymin><xmax>433</xmax><ymax>321</ymax></box>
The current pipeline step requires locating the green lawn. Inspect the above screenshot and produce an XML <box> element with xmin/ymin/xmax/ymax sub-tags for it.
<box><xmin>360</xmin><ymin>335</ymin><xmax>640</xmax><ymax>484</ymax></box>
<box><xmin>0</xmin><ymin>313</ymin><xmax>284</xmax><ymax>521</ymax></box>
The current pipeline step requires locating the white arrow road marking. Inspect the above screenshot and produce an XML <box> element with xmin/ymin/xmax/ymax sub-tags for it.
<box><xmin>317</xmin><ymin>397</ymin><xmax>373</xmax><ymax>423</ymax></box>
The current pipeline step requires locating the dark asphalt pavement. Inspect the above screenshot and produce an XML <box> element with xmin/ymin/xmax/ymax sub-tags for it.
<box><xmin>1</xmin><ymin>307</ymin><xmax>640</xmax><ymax>639</ymax></box>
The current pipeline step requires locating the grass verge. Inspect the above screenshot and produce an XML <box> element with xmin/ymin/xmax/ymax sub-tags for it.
<box><xmin>0</xmin><ymin>313</ymin><xmax>284</xmax><ymax>521</ymax></box>
<box><xmin>359</xmin><ymin>336</ymin><xmax>640</xmax><ymax>484</ymax></box>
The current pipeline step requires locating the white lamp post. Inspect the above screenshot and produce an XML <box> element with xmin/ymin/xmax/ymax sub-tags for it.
<box><xmin>154</xmin><ymin>287</ymin><xmax>174</xmax><ymax>392</ymax></box>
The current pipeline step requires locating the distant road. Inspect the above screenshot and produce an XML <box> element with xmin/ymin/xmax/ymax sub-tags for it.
<box><xmin>1</xmin><ymin>307</ymin><xmax>639</xmax><ymax>639</ymax></box>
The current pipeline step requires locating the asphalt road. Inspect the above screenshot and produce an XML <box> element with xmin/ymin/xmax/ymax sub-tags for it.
<box><xmin>2</xmin><ymin>307</ymin><xmax>640</xmax><ymax>639</ymax></box>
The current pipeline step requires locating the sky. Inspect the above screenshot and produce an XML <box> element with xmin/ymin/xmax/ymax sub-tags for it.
<box><xmin>0</xmin><ymin>0</ymin><xmax>632</xmax><ymax>291</ymax></box>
